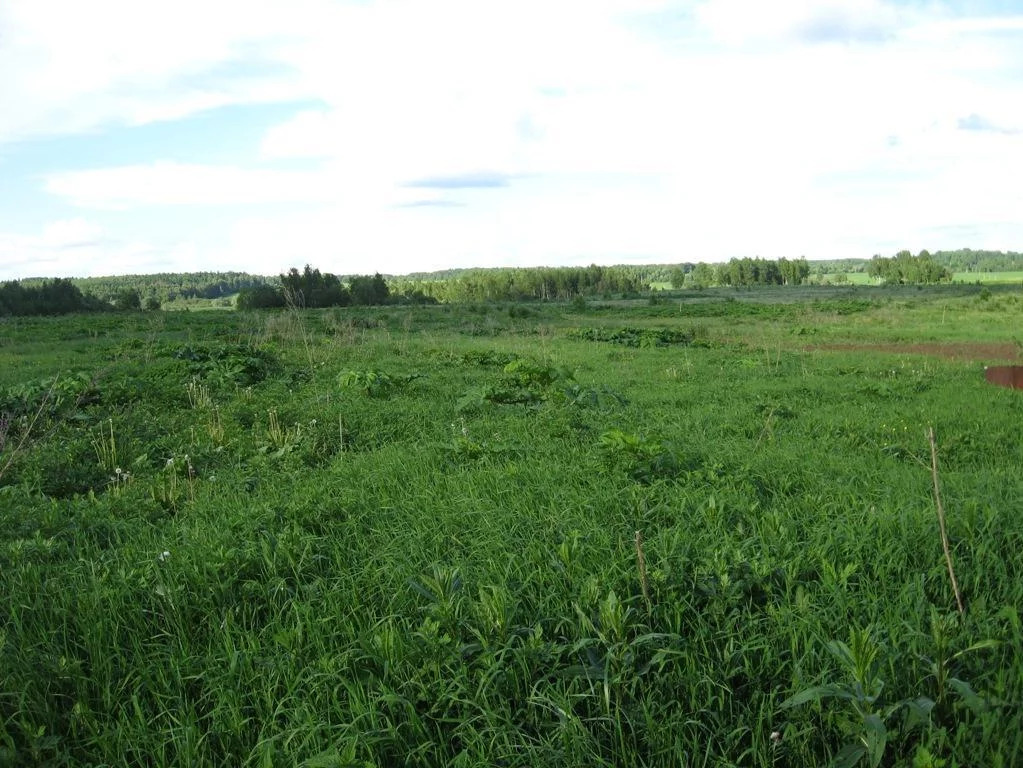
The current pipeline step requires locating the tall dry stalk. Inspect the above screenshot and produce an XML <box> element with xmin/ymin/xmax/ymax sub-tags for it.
<box><xmin>928</xmin><ymin>427</ymin><xmax>965</xmax><ymax>615</ymax></box>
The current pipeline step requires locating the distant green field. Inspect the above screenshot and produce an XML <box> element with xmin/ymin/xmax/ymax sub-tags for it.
<box><xmin>816</xmin><ymin>272</ymin><xmax>876</xmax><ymax>285</ymax></box>
<box><xmin>160</xmin><ymin>294</ymin><xmax>239</xmax><ymax>311</ymax></box>
<box><xmin>953</xmin><ymin>271</ymin><xmax>1023</xmax><ymax>284</ymax></box>
<box><xmin>817</xmin><ymin>271</ymin><xmax>1023</xmax><ymax>286</ymax></box>
<box><xmin>1</xmin><ymin>289</ymin><xmax>1021</xmax><ymax>766</ymax></box>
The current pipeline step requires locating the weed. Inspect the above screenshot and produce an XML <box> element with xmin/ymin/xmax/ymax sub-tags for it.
<box><xmin>339</xmin><ymin>369</ymin><xmax>422</xmax><ymax>397</ymax></box>
<box><xmin>571</xmin><ymin>325</ymin><xmax>696</xmax><ymax>347</ymax></box>
<box><xmin>598</xmin><ymin>429</ymin><xmax>682</xmax><ymax>482</ymax></box>
<box><xmin>91</xmin><ymin>418</ymin><xmax>119</xmax><ymax>472</ymax></box>
<box><xmin>185</xmin><ymin>378</ymin><xmax>214</xmax><ymax>410</ymax></box>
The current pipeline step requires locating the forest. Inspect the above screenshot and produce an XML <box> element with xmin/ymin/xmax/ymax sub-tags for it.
<box><xmin>3</xmin><ymin>248</ymin><xmax>1019</xmax><ymax>317</ymax></box>
<box><xmin>806</xmin><ymin>249</ymin><xmax>1023</xmax><ymax>276</ymax></box>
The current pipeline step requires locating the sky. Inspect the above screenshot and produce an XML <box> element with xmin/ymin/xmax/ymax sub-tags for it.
<box><xmin>1</xmin><ymin>0</ymin><xmax>1021</xmax><ymax>280</ymax></box>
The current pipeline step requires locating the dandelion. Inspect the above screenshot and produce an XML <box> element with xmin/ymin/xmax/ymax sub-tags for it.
<box><xmin>158</xmin><ymin>551</ymin><xmax>170</xmax><ymax>561</ymax></box>
<box><xmin>770</xmin><ymin>730</ymin><xmax>782</xmax><ymax>745</ymax></box>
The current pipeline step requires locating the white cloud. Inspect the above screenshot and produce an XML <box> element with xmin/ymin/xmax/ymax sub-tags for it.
<box><xmin>0</xmin><ymin>218</ymin><xmax>205</xmax><ymax>279</ymax></box>
<box><xmin>42</xmin><ymin>161</ymin><xmax>454</xmax><ymax>211</ymax></box>
<box><xmin>694</xmin><ymin>0</ymin><xmax>907</xmax><ymax>46</ymax></box>
<box><xmin>44</xmin><ymin>163</ymin><xmax>333</xmax><ymax>209</ymax></box>
<box><xmin>40</xmin><ymin>217</ymin><xmax>106</xmax><ymax>248</ymax></box>
<box><xmin>0</xmin><ymin>0</ymin><xmax>319</xmax><ymax>142</ymax></box>
<box><xmin>3</xmin><ymin>0</ymin><xmax>1023</xmax><ymax>278</ymax></box>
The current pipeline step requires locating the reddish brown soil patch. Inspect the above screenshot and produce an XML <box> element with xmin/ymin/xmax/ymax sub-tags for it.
<box><xmin>985</xmin><ymin>366</ymin><xmax>1023</xmax><ymax>389</ymax></box>
<box><xmin>805</xmin><ymin>342</ymin><xmax>1020</xmax><ymax>361</ymax></box>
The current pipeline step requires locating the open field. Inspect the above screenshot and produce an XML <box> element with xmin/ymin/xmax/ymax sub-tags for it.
<box><xmin>952</xmin><ymin>271</ymin><xmax>1023</xmax><ymax>285</ymax></box>
<box><xmin>1</xmin><ymin>286</ymin><xmax>1022</xmax><ymax>766</ymax></box>
<box><xmin>814</xmin><ymin>271</ymin><xmax>1023</xmax><ymax>287</ymax></box>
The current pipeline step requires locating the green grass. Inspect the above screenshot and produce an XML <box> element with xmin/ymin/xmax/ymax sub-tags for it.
<box><xmin>1</xmin><ymin>290</ymin><xmax>1021</xmax><ymax>766</ymax></box>
<box><xmin>952</xmin><ymin>271</ymin><xmax>1023</xmax><ymax>284</ymax></box>
<box><xmin>816</xmin><ymin>272</ymin><xmax>877</xmax><ymax>286</ymax></box>
<box><xmin>817</xmin><ymin>271</ymin><xmax>1023</xmax><ymax>287</ymax></box>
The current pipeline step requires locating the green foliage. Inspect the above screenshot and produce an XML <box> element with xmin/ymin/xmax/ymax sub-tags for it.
<box><xmin>33</xmin><ymin>270</ymin><xmax>273</xmax><ymax>303</ymax></box>
<box><xmin>280</xmin><ymin>264</ymin><xmax>351</xmax><ymax>308</ymax></box>
<box><xmin>715</xmin><ymin>256</ymin><xmax>811</xmax><ymax>287</ymax></box>
<box><xmin>236</xmin><ymin>285</ymin><xmax>286</xmax><ymax>309</ymax></box>
<box><xmin>558</xmin><ymin>383</ymin><xmax>628</xmax><ymax>410</ymax></box>
<box><xmin>780</xmin><ymin>619</ymin><xmax>999</xmax><ymax>768</ymax></box>
<box><xmin>571</xmin><ymin>325</ymin><xmax>696</xmax><ymax>347</ymax></box>
<box><xmin>598</xmin><ymin>429</ymin><xmax>682</xmax><ymax>482</ymax></box>
<box><xmin>391</xmin><ymin>263</ymin><xmax>645</xmax><ymax>302</ymax></box>
<box><xmin>172</xmin><ymin>343</ymin><xmax>279</xmax><ymax>387</ymax></box>
<box><xmin>868</xmin><ymin>251</ymin><xmax>952</xmax><ymax>285</ymax></box>
<box><xmin>238</xmin><ymin>266</ymin><xmax>394</xmax><ymax>309</ymax></box>
<box><xmin>0</xmin><ymin>278</ymin><xmax>107</xmax><ymax>316</ymax></box>
<box><xmin>456</xmin><ymin>349</ymin><xmax>520</xmax><ymax>367</ymax></box>
<box><xmin>348</xmin><ymin>273</ymin><xmax>390</xmax><ymax>306</ymax></box>
<box><xmin>339</xmin><ymin>369</ymin><xmax>422</xmax><ymax>397</ymax></box>
<box><xmin>0</xmin><ymin>292</ymin><xmax>1020</xmax><ymax>766</ymax></box>
<box><xmin>113</xmin><ymin>288</ymin><xmax>142</xmax><ymax>311</ymax></box>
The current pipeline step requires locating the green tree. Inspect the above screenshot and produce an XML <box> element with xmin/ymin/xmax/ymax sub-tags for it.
<box><xmin>237</xmin><ymin>286</ymin><xmax>286</xmax><ymax>309</ymax></box>
<box><xmin>114</xmin><ymin>289</ymin><xmax>142</xmax><ymax>311</ymax></box>
<box><xmin>687</xmin><ymin>263</ymin><xmax>716</xmax><ymax>289</ymax></box>
<box><xmin>349</xmin><ymin>273</ymin><xmax>390</xmax><ymax>306</ymax></box>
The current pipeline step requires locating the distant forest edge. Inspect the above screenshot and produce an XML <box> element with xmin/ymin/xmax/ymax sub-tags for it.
<box><xmin>2</xmin><ymin>248</ymin><xmax>1021</xmax><ymax>316</ymax></box>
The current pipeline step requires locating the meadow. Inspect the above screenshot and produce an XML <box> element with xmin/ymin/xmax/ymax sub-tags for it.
<box><xmin>1</xmin><ymin>286</ymin><xmax>1021</xmax><ymax>767</ymax></box>
<box><xmin>811</xmin><ymin>271</ymin><xmax>1023</xmax><ymax>287</ymax></box>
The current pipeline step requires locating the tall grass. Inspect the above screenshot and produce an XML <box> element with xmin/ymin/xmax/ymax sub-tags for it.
<box><xmin>1</xmin><ymin>289</ymin><xmax>1020</xmax><ymax>766</ymax></box>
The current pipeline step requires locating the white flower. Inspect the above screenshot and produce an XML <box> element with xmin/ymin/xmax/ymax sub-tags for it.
<box><xmin>159</xmin><ymin>551</ymin><xmax>171</xmax><ymax>561</ymax></box>
<box><xmin>770</xmin><ymin>731</ymin><xmax>782</xmax><ymax>745</ymax></box>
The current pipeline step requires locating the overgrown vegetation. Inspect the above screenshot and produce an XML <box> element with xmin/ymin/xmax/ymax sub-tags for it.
<box><xmin>0</xmin><ymin>286</ymin><xmax>1020</xmax><ymax>766</ymax></box>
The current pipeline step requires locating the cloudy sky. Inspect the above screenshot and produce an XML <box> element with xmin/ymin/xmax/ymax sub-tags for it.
<box><xmin>1</xmin><ymin>0</ymin><xmax>1021</xmax><ymax>279</ymax></box>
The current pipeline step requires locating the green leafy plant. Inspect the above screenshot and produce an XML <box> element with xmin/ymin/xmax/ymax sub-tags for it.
<box><xmin>558</xmin><ymin>383</ymin><xmax>628</xmax><ymax>410</ymax></box>
<box><xmin>781</xmin><ymin>628</ymin><xmax>892</xmax><ymax>768</ymax></box>
<box><xmin>598</xmin><ymin>429</ymin><xmax>681</xmax><ymax>482</ymax></box>
<box><xmin>339</xmin><ymin>369</ymin><xmax>422</xmax><ymax>397</ymax></box>
<box><xmin>502</xmin><ymin>358</ymin><xmax>573</xmax><ymax>389</ymax></box>
<box><xmin>781</xmin><ymin>622</ymin><xmax>999</xmax><ymax>768</ymax></box>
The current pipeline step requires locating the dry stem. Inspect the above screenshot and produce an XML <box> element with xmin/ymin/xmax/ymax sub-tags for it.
<box><xmin>928</xmin><ymin>427</ymin><xmax>965</xmax><ymax>615</ymax></box>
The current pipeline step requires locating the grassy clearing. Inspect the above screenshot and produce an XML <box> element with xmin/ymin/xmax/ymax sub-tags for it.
<box><xmin>1</xmin><ymin>289</ymin><xmax>1021</xmax><ymax>767</ymax></box>
<box><xmin>952</xmin><ymin>271</ymin><xmax>1023</xmax><ymax>284</ymax></box>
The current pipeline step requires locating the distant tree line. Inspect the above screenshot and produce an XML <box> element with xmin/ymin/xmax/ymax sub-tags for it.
<box><xmin>0</xmin><ymin>279</ymin><xmax>169</xmax><ymax>316</ymax></box>
<box><xmin>807</xmin><ymin>249</ymin><xmax>1023</xmax><ymax>276</ymax></box>
<box><xmin>391</xmin><ymin>265</ymin><xmax>645</xmax><ymax>303</ymax></box>
<box><xmin>81</xmin><ymin>272</ymin><xmax>272</xmax><ymax>303</ymax></box>
<box><xmin>237</xmin><ymin>266</ymin><xmax>413</xmax><ymax>309</ymax></box>
<box><xmin>18</xmin><ymin>272</ymin><xmax>273</xmax><ymax>305</ymax></box>
<box><xmin>927</xmin><ymin>249</ymin><xmax>1023</xmax><ymax>273</ymax></box>
<box><xmin>668</xmin><ymin>258</ymin><xmax>811</xmax><ymax>289</ymax></box>
<box><xmin>0</xmin><ymin>279</ymin><xmax>109</xmax><ymax>316</ymax></box>
<box><xmin>867</xmin><ymin>251</ymin><xmax>951</xmax><ymax>284</ymax></box>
